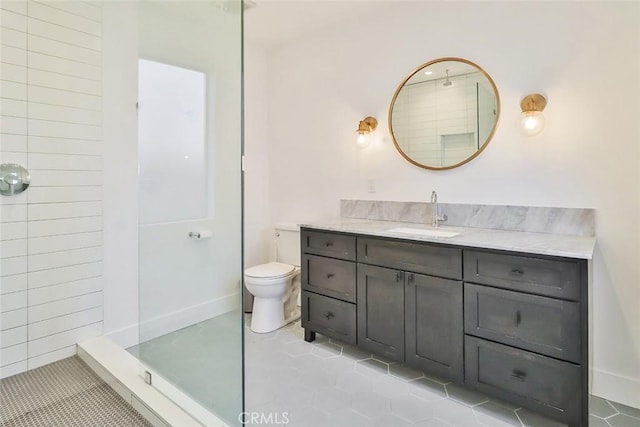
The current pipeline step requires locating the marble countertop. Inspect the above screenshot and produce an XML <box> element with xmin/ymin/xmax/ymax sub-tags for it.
<box><xmin>300</xmin><ymin>218</ymin><xmax>596</xmax><ymax>259</ymax></box>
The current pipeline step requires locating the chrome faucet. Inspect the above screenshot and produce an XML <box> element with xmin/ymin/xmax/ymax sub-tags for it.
<box><xmin>431</xmin><ymin>191</ymin><xmax>447</xmax><ymax>227</ymax></box>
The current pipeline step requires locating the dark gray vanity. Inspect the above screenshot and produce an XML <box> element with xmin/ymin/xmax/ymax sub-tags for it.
<box><xmin>301</xmin><ymin>225</ymin><xmax>591</xmax><ymax>427</ymax></box>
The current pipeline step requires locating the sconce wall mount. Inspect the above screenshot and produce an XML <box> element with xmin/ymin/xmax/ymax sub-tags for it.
<box><xmin>356</xmin><ymin>116</ymin><xmax>378</xmax><ymax>146</ymax></box>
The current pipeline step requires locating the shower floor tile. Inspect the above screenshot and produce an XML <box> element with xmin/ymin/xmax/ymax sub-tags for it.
<box><xmin>0</xmin><ymin>356</ymin><xmax>151</xmax><ymax>427</ymax></box>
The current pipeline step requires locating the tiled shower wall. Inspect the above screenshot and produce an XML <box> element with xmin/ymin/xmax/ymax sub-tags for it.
<box><xmin>0</xmin><ymin>1</ymin><xmax>103</xmax><ymax>378</ymax></box>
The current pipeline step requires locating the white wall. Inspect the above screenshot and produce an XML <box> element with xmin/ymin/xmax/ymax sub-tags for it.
<box><xmin>1</xmin><ymin>1</ymin><xmax>104</xmax><ymax>376</ymax></box>
<box><xmin>250</xmin><ymin>1</ymin><xmax>640</xmax><ymax>407</ymax></box>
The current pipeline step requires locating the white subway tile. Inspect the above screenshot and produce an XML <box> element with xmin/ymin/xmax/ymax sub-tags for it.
<box><xmin>27</xmin><ymin>344</ymin><xmax>75</xmax><ymax>370</ymax></box>
<box><xmin>28</xmin><ymin>291</ymin><xmax>101</xmax><ymax>322</ymax></box>
<box><xmin>0</xmin><ymin>222</ymin><xmax>27</xmax><ymax>241</ymax></box>
<box><xmin>0</xmin><ymin>27</ymin><xmax>27</xmax><ymax>49</ymax></box>
<box><xmin>28</xmin><ymin>187</ymin><xmax>102</xmax><ymax>204</ymax></box>
<box><xmin>41</xmin><ymin>1</ymin><xmax>101</xmax><ymax>22</ymax></box>
<box><xmin>28</xmin><ymin>246</ymin><xmax>102</xmax><ymax>271</ymax></box>
<box><xmin>28</xmin><ymin>276</ymin><xmax>102</xmax><ymax>306</ymax></box>
<box><xmin>27</xmin><ymin>17</ymin><xmax>101</xmax><ymax>50</ymax></box>
<box><xmin>28</xmin><ymin>216</ymin><xmax>103</xmax><ymax>237</ymax></box>
<box><xmin>0</xmin><ymin>45</ymin><xmax>26</xmax><ymax>66</ymax></box>
<box><xmin>0</xmin><ymin>62</ymin><xmax>27</xmax><ymax>83</ymax></box>
<box><xmin>28</xmin><ymin>261</ymin><xmax>102</xmax><ymax>288</ymax></box>
<box><xmin>0</xmin><ymin>150</ymin><xmax>27</xmax><ymax>165</ymax></box>
<box><xmin>0</xmin><ymin>190</ymin><xmax>26</xmax><ymax>207</ymax></box>
<box><xmin>0</xmin><ymin>273</ymin><xmax>26</xmax><ymax>294</ymax></box>
<box><xmin>0</xmin><ymin>342</ymin><xmax>26</xmax><ymax>366</ymax></box>
<box><xmin>0</xmin><ymin>204</ymin><xmax>27</xmax><ymax>222</ymax></box>
<box><xmin>28</xmin><ymin>68</ymin><xmax>101</xmax><ymax>96</ymax></box>
<box><xmin>1</xmin><ymin>81</ymin><xmax>27</xmax><ymax>100</ymax></box>
<box><xmin>28</xmin><ymin>85</ymin><xmax>101</xmax><ymax>110</ymax></box>
<box><xmin>29</xmin><ymin>103</ymin><xmax>102</xmax><ymax>127</ymax></box>
<box><xmin>1</xmin><ymin>98</ymin><xmax>27</xmax><ymax>117</ymax></box>
<box><xmin>28</xmin><ymin>119</ymin><xmax>101</xmax><ymax>141</ymax></box>
<box><xmin>29</xmin><ymin>170</ymin><xmax>103</xmax><ymax>187</ymax></box>
<box><xmin>28</xmin><ymin>136</ymin><xmax>102</xmax><ymax>155</ymax></box>
<box><xmin>28</xmin><ymin>34</ymin><xmax>101</xmax><ymax>66</ymax></box>
<box><xmin>0</xmin><ymin>115</ymin><xmax>27</xmax><ymax>134</ymax></box>
<box><xmin>0</xmin><ymin>359</ymin><xmax>27</xmax><ymax>378</ymax></box>
<box><xmin>28</xmin><ymin>231</ymin><xmax>102</xmax><ymax>255</ymax></box>
<box><xmin>28</xmin><ymin>305</ymin><xmax>101</xmax><ymax>339</ymax></box>
<box><xmin>0</xmin><ymin>134</ymin><xmax>27</xmax><ymax>152</ymax></box>
<box><xmin>28</xmin><ymin>153</ymin><xmax>101</xmax><ymax>170</ymax></box>
<box><xmin>28</xmin><ymin>2</ymin><xmax>101</xmax><ymax>37</ymax></box>
<box><xmin>28</xmin><ymin>321</ymin><xmax>101</xmax><ymax>358</ymax></box>
<box><xmin>0</xmin><ymin>290</ymin><xmax>26</xmax><ymax>311</ymax></box>
<box><xmin>1</xmin><ymin>238</ymin><xmax>27</xmax><ymax>258</ymax></box>
<box><xmin>0</xmin><ymin>256</ymin><xmax>27</xmax><ymax>276</ymax></box>
<box><xmin>28</xmin><ymin>51</ymin><xmax>101</xmax><ymax>81</ymax></box>
<box><xmin>0</xmin><ymin>325</ymin><xmax>26</xmax><ymax>348</ymax></box>
<box><xmin>0</xmin><ymin>1</ymin><xmax>27</xmax><ymax>15</ymax></box>
<box><xmin>0</xmin><ymin>9</ymin><xmax>27</xmax><ymax>32</ymax></box>
<box><xmin>28</xmin><ymin>201</ymin><xmax>101</xmax><ymax>221</ymax></box>
<box><xmin>0</xmin><ymin>307</ymin><xmax>26</xmax><ymax>330</ymax></box>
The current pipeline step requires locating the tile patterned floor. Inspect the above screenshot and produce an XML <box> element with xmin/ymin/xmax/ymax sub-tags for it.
<box><xmin>245</xmin><ymin>318</ymin><xmax>640</xmax><ymax>427</ymax></box>
<box><xmin>0</xmin><ymin>356</ymin><xmax>151</xmax><ymax>427</ymax></box>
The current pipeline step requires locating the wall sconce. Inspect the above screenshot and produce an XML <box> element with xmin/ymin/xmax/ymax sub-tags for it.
<box><xmin>520</xmin><ymin>94</ymin><xmax>547</xmax><ymax>136</ymax></box>
<box><xmin>356</xmin><ymin>116</ymin><xmax>378</xmax><ymax>147</ymax></box>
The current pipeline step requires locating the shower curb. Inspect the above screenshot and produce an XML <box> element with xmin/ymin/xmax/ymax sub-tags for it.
<box><xmin>78</xmin><ymin>337</ymin><xmax>223</xmax><ymax>427</ymax></box>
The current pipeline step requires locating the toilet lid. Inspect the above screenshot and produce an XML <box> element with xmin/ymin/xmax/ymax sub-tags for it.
<box><xmin>245</xmin><ymin>262</ymin><xmax>295</xmax><ymax>279</ymax></box>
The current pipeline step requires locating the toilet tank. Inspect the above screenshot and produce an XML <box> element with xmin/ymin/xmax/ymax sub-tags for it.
<box><xmin>275</xmin><ymin>222</ymin><xmax>301</xmax><ymax>266</ymax></box>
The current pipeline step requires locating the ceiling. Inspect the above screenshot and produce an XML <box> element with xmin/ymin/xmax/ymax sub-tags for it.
<box><xmin>243</xmin><ymin>1</ymin><xmax>392</xmax><ymax>47</ymax></box>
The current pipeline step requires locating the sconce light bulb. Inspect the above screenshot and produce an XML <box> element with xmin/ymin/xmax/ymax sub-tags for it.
<box><xmin>357</xmin><ymin>133</ymin><xmax>368</xmax><ymax>147</ymax></box>
<box><xmin>520</xmin><ymin>111</ymin><xmax>545</xmax><ymax>136</ymax></box>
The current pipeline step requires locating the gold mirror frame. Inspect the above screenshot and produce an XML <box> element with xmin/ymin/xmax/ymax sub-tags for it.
<box><xmin>388</xmin><ymin>57</ymin><xmax>500</xmax><ymax>171</ymax></box>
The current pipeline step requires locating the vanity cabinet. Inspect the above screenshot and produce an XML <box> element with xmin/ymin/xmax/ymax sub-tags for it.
<box><xmin>300</xmin><ymin>228</ymin><xmax>588</xmax><ymax>427</ymax></box>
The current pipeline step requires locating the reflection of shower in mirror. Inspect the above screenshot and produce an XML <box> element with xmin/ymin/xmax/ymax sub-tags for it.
<box><xmin>443</xmin><ymin>69</ymin><xmax>453</xmax><ymax>87</ymax></box>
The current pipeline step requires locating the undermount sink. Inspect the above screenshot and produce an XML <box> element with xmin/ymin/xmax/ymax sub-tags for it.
<box><xmin>386</xmin><ymin>227</ymin><xmax>460</xmax><ymax>238</ymax></box>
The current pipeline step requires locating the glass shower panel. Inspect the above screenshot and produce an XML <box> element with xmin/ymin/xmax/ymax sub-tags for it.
<box><xmin>131</xmin><ymin>2</ymin><xmax>243</xmax><ymax>426</ymax></box>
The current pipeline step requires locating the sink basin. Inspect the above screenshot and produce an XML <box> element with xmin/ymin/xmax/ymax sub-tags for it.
<box><xmin>386</xmin><ymin>227</ymin><xmax>460</xmax><ymax>238</ymax></box>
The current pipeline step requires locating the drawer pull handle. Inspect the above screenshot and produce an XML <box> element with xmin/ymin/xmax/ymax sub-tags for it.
<box><xmin>327</xmin><ymin>273</ymin><xmax>335</xmax><ymax>279</ymax></box>
<box><xmin>511</xmin><ymin>268</ymin><xmax>525</xmax><ymax>276</ymax></box>
<box><xmin>324</xmin><ymin>311</ymin><xmax>334</xmax><ymax>320</ymax></box>
<box><xmin>511</xmin><ymin>369</ymin><xmax>526</xmax><ymax>381</ymax></box>
<box><xmin>325</xmin><ymin>242</ymin><xmax>334</xmax><ymax>247</ymax></box>
<box><xmin>516</xmin><ymin>311</ymin><xmax>522</xmax><ymax>326</ymax></box>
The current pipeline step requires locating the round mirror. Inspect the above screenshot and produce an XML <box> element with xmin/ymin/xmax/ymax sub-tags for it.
<box><xmin>389</xmin><ymin>57</ymin><xmax>500</xmax><ymax>170</ymax></box>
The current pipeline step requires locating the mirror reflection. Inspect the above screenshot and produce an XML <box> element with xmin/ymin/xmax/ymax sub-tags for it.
<box><xmin>389</xmin><ymin>58</ymin><xmax>500</xmax><ymax>170</ymax></box>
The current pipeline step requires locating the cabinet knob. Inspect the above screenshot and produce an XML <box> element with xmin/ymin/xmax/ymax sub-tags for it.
<box><xmin>510</xmin><ymin>268</ymin><xmax>525</xmax><ymax>276</ymax></box>
<box><xmin>327</xmin><ymin>273</ymin><xmax>335</xmax><ymax>279</ymax></box>
<box><xmin>395</xmin><ymin>272</ymin><xmax>404</xmax><ymax>282</ymax></box>
<box><xmin>407</xmin><ymin>273</ymin><xmax>414</xmax><ymax>283</ymax></box>
<box><xmin>324</xmin><ymin>311</ymin><xmax>334</xmax><ymax>320</ymax></box>
<box><xmin>325</xmin><ymin>242</ymin><xmax>334</xmax><ymax>247</ymax></box>
<box><xmin>511</xmin><ymin>369</ymin><xmax>526</xmax><ymax>381</ymax></box>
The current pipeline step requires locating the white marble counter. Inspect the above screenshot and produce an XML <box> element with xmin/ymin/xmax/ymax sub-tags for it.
<box><xmin>300</xmin><ymin>218</ymin><xmax>596</xmax><ymax>259</ymax></box>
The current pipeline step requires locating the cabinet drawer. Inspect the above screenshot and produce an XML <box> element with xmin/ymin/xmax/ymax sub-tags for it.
<box><xmin>465</xmin><ymin>284</ymin><xmax>581</xmax><ymax>362</ymax></box>
<box><xmin>463</xmin><ymin>250</ymin><xmax>581</xmax><ymax>300</ymax></box>
<box><xmin>465</xmin><ymin>336</ymin><xmax>581</xmax><ymax>425</ymax></box>
<box><xmin>301</xmin><ymin>291</ymin><xmax>356</xmax><ymax>345</ymax></box>
<box><xmin>301</xmin><ymin>229</ymin><xmax>356</xmax><ymax>261</ymax></box>
<box><xmin>358</xmin><ymin>237</ymin><xmax>462</xmax><ymax>279</ymax></box>
<box><xmin>302</xmin><ymin>254</ymin><xmax>356</xmax><ymax>303</ymax></box>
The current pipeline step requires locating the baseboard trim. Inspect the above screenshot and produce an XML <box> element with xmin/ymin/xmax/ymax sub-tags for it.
<box><xmin>139</xmin><ymin>293</ymin><xmax>240</xmax><ymax>342</ymax></box>
<box><xmin>593</xmin><ymin>367</ymin><xmax>640</xmax><ymax>409</ymax></box>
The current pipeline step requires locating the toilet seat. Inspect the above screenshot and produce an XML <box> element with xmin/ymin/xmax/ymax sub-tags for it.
<box><xmin>245</xmin><ymin>262</ymin><xmax>295</xmax><ymax>280</ymax></box>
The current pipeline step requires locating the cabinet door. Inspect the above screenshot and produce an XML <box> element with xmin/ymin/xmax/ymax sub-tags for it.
<box><xmin>405</xmin><ymin>273</ymin><xmax>463</xmax><ymax>382</ymax></box>
<box><xmin>357</xmin><ymin>264</ymin><xmax>405</xmax><ymax>362</ymax></box>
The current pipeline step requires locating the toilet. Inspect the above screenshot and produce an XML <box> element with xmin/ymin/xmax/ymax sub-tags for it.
<box><xmin>244</xmin><ymin>222</ymin><xmax>301</xmax><ymax>333</ymax></box>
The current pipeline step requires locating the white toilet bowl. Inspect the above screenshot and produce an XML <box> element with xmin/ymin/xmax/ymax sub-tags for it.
<box><xmin>245</xmin><ymin>262</ymin><xmax>300</xmax><ymax>333</ymax></box>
